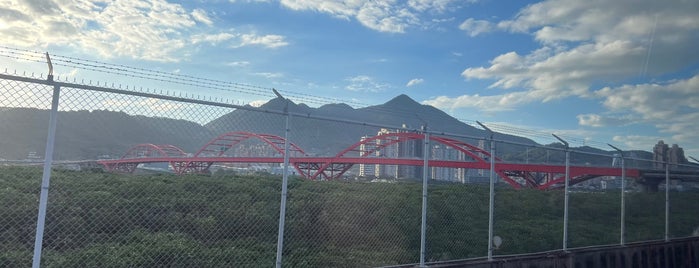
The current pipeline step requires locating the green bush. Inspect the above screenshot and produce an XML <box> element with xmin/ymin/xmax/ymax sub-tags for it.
<box><xmin>1</xmin><ymin>167</ymin><xmax>697</xmax><ymax>267</ymax></box>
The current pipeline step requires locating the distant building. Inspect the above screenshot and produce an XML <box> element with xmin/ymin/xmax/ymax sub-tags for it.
<box><xmin>668</xmin><ymin>144</ymin><xmax>688</xmax><ymax>168</ymax></box>
<box><xmin>358</xmin><ymin>125</ymin><xmax>479</xmax><ymax>182</ymax></box>
<box><xmin>358</xmin><ymin>125</ymin><xmax>423</xmax><ymax>179</ymax></box>
<box><xmin>358</xmin><ymin>136</ymin><xmax>375</xmax><ymax>177</ymax></box>
<box><xmin>396</xmin><ymin>124</ymin><xmax>423</xmax><ymax>179</ymax></box>
<box><xmin>653</xmin><ymin>140</ymin><xmax>688</xmax><ymax>169</ymax></box>
<box><xmin>430</xmin><ymin>144</ymin><xmax>466</xmax><ymax>182</ymax></box>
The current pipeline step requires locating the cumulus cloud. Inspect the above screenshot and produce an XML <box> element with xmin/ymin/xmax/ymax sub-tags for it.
<box><xmin>191</xmin><ymin>8</ymin><xmax>213</xmax><ymax>25</ymax></box>
<box><xmin>577</xmin><ymin>114</ymin><xmax>634</xmax><ymax>127</ymax></box>
<box><xmin>423</xmin><ymin>91</ymin><xmax>534</xmax><ymax>112</ymax></box>
<box><xmin>593</xmin><ymin>74</ymin><xmax>699</xmax><ymax>145</ymax></box>
<box><xmin>406</xmin><ymin>78</ymin><xmax>424</xmax><ymax>87</ymax></box>
<box><xmin>237</xmin><ymin>33</ymin><xmax>289</xmax><ymax>48</ymax></box>
<box><xmin>191</xmin><ymin>33</ymin><xmax>236</xmax><ymax>45</ymax></box>
<box><xmin>612</xmin><ymin>135</ymin><xmax>666</xmax><ymax>152</ymax></box>
<box><xmin>458</xmin><ymin>18</ymin><xmax>494</xmax><ymax>36</ymax></box>
<box><xmin>248</xmin><ymin>99</ymin><xmax>268</xmax><ymax>107</ymax></box>
<box><xmin>408</xmin><ymin>0</ymin><xmax>463</xmax><ymax>12</ymax></box>
<box><xmin>254</xmin><ymin>72</ymin><xmax>284</xmax><ymax>78</ymax></box>
<box><xmin>227</xmin><ymin>61</ymin><xmax>251</xmax><ymax>67</ymax></box>
<box><xmin>279</xmin><ymin>0</ymin><xmax>461</xmax><ymax>33</ymax></box>
<box><xmin>428</xmin><ymin>0</ymin><xmax>699</xmax><ymax>151</ymax></box>
<box><xmin>345</xmin><ymin>75</ymin><xmax>390</xmax><ymax>92</ymax></box>
<box><xmin>0</xmin><ymin>0</ymin><xmax>287</xmax><ymax>61</ymax></box>
<box><xmin>450</xmin><ymin>0</ymin><xmax>699</xmax><ymax>101</ymax></box>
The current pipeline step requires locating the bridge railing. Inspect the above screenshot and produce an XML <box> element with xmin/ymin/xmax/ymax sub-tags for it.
<box><xmin>1</xmin><ymin>68</ymin><xmax>699</xmax><ymax>268</ymax></box>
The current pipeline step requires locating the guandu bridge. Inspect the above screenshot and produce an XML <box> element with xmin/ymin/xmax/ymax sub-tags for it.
<box><xmin>98</xmin><ymin>131</ymin><xmax>699</xmax><ymax>191</ymax></box>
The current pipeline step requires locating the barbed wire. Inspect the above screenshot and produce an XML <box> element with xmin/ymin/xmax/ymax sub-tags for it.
<box><xmin>0</xmin><ymin>46</ymin><xmax>462</xmax><ymax>123</ymax></box>
<box><xmin>0</xmin><ymin>45</ymin><xmax>639</xmax><ymax>152</ymax></box>
<box><xmin>0</xmin><ymin>46</ymin><xmax>368</xmax><ymax>108</ymax></box>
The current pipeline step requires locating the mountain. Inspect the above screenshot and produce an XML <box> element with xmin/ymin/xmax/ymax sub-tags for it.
<box><xmin>0</xmin><ymin>108</ymin><xmax>212</xmax><ymax>160</ymax></box>
<box><xmin>205</xmin><ymin>94</ymin><xmax>538</xmax><ymax>156</ymax></box>
<box><xmin>0</xmin><ymin>95</ymin><xmax>633</xmax><ymax>163</ymax></box>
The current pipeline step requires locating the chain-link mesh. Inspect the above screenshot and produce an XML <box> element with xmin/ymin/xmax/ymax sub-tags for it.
<box><xmin>625</xmin><ymin>157</ymin><xmax>666</xmax><ymax>243</ymax></box>
<box><xmin>282</xmin><ymin>115</ymin><xmax>422</xmax><ymax>267</ymax></box>
<box><xmin>567</xmin><ymin>152</ymin><xmax>621</xmax><ymax>248</ymax></box>
<box><xmin>669</xmin><ymin>173</ymin><xmax>699</xmax><ymax>239</ymax></box>
<box><xmin>493</xmin><ymin>140</ymin><xmax>565</xmax><ymax>255</ymax></box>
<box><xmin>423</xmin><ymin>132</ymin><xmax>487</xmax><ymax>261</ymax></box>
<box><xmin>2</xmin><ymin>71</ymin><xmax>699</xmax><ymax>267</ymax></box>
<box><xmin>0</xmin><ymin>77</ymin><xmax>53</xmax><ymax>267</ymax></box>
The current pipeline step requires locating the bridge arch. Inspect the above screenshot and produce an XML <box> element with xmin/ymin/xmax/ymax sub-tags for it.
<box><xmin>194</xmin><ymin>131</ymin><xmax>306</xmax><ymax>158</ymax></box>
<box><xmin>103</xmin><ymin>143</ymin><xmax>187</xmax><ymax>173</ymax></box>
<box><xmin>177</xmin><ymin>131</ymin><xmax>307</xmax><ymax>174</ymax></box>
<box><xmin>121</xmin><ymin>143</ymin><xmax>187</xmax><ymax>159</ymax></box>
<box><xmin>305</xmin><ymin>132</ymin><xmax>521</xmax><ymax>188</ymax></box>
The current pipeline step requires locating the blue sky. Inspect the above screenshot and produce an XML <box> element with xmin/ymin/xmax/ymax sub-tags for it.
<box><xmin>1</xmin><ymin>0</ymin><xmax>699</xmax><ymax>156</ymax></box>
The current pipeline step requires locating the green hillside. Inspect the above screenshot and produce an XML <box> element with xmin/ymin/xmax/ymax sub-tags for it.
<box><xmin>1</xmin><ymin>167</ymin><xmax>697</xmax><ymax>267</ymax></box>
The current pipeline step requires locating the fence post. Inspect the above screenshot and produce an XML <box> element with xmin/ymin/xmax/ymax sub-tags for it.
<box><xmin>419</xmin><ymin>128</ymin><xmax>430</xmax><ymax>268</ymax></box>
<box><xmin>477</xmin><ymin>121</ymin><xmax>496</xmax><ymax>260</ymax></box>
<box><xmin>665</xmin><ymin>161</ymin><xmax>670</xmax><ymax>241</ymax></box>
<box><xmin>608</xmin><ymin>144</ymin><xmax>625</xmax><ymax>245</ymax></box>
<box><xmin>274</xmin><ymin>90</ymin><xmax>291</xmax><ymax>268</ymax></box>
<box><xmin>32</xmin><ymin>76</ymin><xmax>60</xmax><ymax>268</ymax></box>
<box><xmin>553</xmin><ymin>134</ymin><xmax>569</xmax><ymax>251</ymax></box>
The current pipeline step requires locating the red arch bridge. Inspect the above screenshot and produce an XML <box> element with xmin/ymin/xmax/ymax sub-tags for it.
<box><xmin>97</xmin><ymin>131</ymin><xmax>646</xmax><ymax>190</ymax></box>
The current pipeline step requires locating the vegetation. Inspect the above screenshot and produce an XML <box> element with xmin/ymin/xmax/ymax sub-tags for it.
<box><xmin>1</xmin><ymin>166</ymin><xmax>697</xmax><ymax>267</ymax></box>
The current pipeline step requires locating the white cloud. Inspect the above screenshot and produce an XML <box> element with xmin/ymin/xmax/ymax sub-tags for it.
<box><xmin>238</xmin><ymin>33</ymin><xmax>289</xmax><ymax>48</ymax></box>
<box><xmin>612</xmin><ymin>135</ymin><xmax>665</xmax><ymax>152</ymax></box>
<box><xmin>406</xmin><ymin>78</ymin><xmax>424</xmax><ymax>87</ymax></box>
<box><xmin>227</xmin><ymin>61</ymin><xmax>251</xmax><ymax>67</ymax></box>
<box><xmin>229</xmin><ymin>0</ymin><xmax>272</xmax><ymax>3</ymax></box>
<box><xmin>455</xmin><ymin>0</ymin><xmax>699</xmax><ymax>101</ymax></box>
<box><xmin>0</xmin><ymin>0</ymin><xmax>287</xmax><ymax>61</ymax></box>
<box><xmin>254</xmin><ymin>72</ymin><xmax>284</xmax><ymax>78</ymax></box>
<box><xmin>280</xmin><ymin>0</ymin><xmax>361</xmax><ymax>20</ymax></box>
<box><xmin>191</xmin><ymin>33</ymin><xmax>236</xmax><ymax>45</ymax></box>
<box><xmin>248</xmin><ymin>99</ymin><xmax>267</xmax><ymax>107</ymax></box>
<box><xmin>408</xmin><ymin>0</ymin><xmax>460</xmax><ymax>12</ymax></box>
<box><xmin>279</xmin><ymin>0</ymin><xmax>461</xmax><ymax>33</ymax></box>
<box><xmin>191</xmin><ymin>8</ymin><xmax>213</xmax><ymax>26</ymax></box>
<box><xmin>459</xmin><ymin>18</ymin><xmax>493</xmax><ymax>37</ymax></box>
<box><xmin>422</xmin><ymin>91</ymin><xmax>533</xmax><ymax>112</ymax></box>
<box><xmin>0</xmin><ymin>0</ymin><xmax>195</xmax><ymax>61</ymax></box>
<box><xmin>345</xmin><ymin>75</ymin><xmax>390</xmax><ymax>92</ymax></box>
<box><xmin>594</xmin><ymin>74</ymin><xmax>699</xmax><ymax>146</ymax></box>
<box><xmin>577</xmin><ymin>114</ymin><xmax>634</xmax><ymax>127</ymax></box>
<box><xmin>462</xmin><ymin>41</ymin><xmax>646</xmax><ymax>102</ymax></box>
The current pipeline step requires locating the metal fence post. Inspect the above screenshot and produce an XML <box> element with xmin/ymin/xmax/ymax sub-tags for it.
<box><xmin>419</xmin><ymin>129</ymin><xmax>430</xmax><ymax>268</ymax></box>
<box><xmin>665</xmin><ymin>161</ymin><xmax>670</xmax><ymax>241</ymax></box>
<box><xmin>608</xmin><ymin>144</ymin><xmax>625</xmax><ymax>245</ymax></box>
<box><xmin>32</xmin><ymin>76</ymin><xmax>60</xmax><ymax>268</ymax></box>
<box><xmin>553</xmin><ymin>134</ymin><xmax>569</xmax><ymax>251</ymax></box>
<box><xmin>274</xmin><ymin>90</ymin><xmax>291</xmax><ymax>268</ymax></box>
<box><xmin>477</xmin><ymin>122</ymin><xmax>496</xmax><ymax>260</ymax></box>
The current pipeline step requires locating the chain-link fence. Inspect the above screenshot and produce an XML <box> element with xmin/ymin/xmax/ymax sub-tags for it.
<box><xmin>2</xmin><ymin>68</ymin><xmax>699</xmax><ymax>268</ymax></box>
<box><xmin>0</xmin><ymin>77</ymin><xmax>53</xmax><ymax>267</ymax></box>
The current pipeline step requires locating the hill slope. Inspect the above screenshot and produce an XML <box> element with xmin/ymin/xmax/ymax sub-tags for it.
<box><xmin>0</xmin><ymin>108</ymin><xmax>212</xmax><ymax>160</ymax></box>
<box><xmin>0</xmin><ymin>95</ymin><xmax>628</xmax><ymax>163</ymax></box>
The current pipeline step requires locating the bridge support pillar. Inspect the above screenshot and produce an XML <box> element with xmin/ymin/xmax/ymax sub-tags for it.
<box><xmin>638</xmin><ymin>177</ymin><xmax>663</xmax><ymax>192</ymax></box>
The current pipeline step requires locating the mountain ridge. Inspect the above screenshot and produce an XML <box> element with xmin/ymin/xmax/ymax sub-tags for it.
<box><xmin>0</xmin><ymin>95</ymin><xmax>630</xmax><ymax>167</ymax></box>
